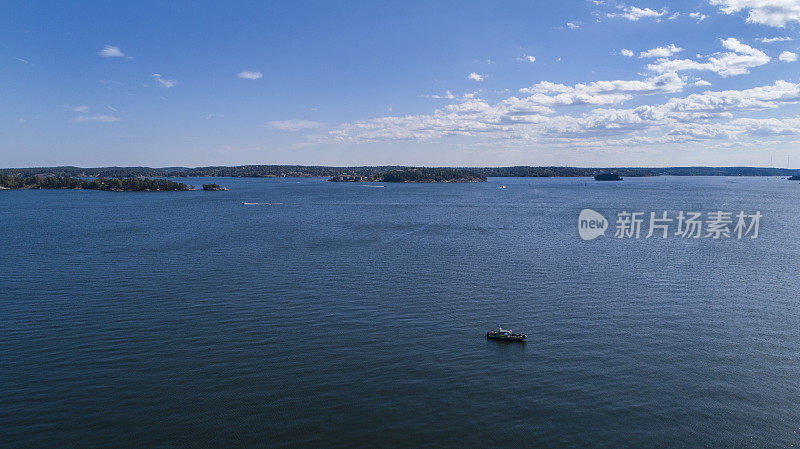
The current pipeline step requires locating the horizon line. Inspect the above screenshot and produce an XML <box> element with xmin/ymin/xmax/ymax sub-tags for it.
<box><xmin>3</xmin><ymin>164</ymin><xmax>800</xmax><ymax>170</ymax></box>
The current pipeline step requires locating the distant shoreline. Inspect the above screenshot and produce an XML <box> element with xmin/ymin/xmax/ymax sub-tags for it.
<box><xmin>0</xmin><ymin>176</ymin><xmax>191</xmax><ymax>192</ymax></box>
<box><xmin>2</xmin><ymin>165</ymin><xmax>800</xmax><ymax>179</ymax></box>
<box><xmin>327</xmin><ymin>167</ymin><xmax>486</xmax><ymax>183</ymax></box>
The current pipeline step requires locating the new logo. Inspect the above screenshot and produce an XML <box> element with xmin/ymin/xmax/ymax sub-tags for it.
<box><xmin>578</xmin><ymin>209</ymin><xmax>608</xmax><ymax>240</ymax></box>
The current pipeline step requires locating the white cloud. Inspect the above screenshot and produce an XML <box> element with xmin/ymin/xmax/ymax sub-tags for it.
<box><xmin>468</xmin><ymin>72</ymin><xmax>486</xmax><ymax>81</ymax></box>
<box><xmin>607</xmin><ymin>6</ymin><xmax>668</xmax><ymax>21</ymax></box>
<box><xmin>70</xmin><ymin>114</ymin><xmax>120</xmax><ymax>123</ymax></box>
<box><xmin>646</xmin><ymin>37</ymin><xmax>770</xmax><ymax>77</ymax></box>
<box><xmin>651</xmin><ymin>80</ymin><xmax>800</xmax><ymax>120</ymax></box>
<box><xmin>268</xmin><ymin>119</ymin><xmax>324</xmax><ymax>131</ymax></box>
<box><xmin>518</xmin><ymin>72</ymin><xmax>686</xmax><ymax>106</ymax></box>
<box><xmin>328</xmin><ymin>104</ymin><xmax>658</xmax><ymax>143</ymax></box>
<box><xmin>566</xmin><ymin>21</ymin><xmax>581</xmax><ymax>29</ymax></box>
<box><xmin>694</xmin><ymin>79</ymin><xmax>713</xmax><ymax>86</ymax></box>
<box><xmin>666</xmin><ymin>123</ymin><xmax>739</xmax><ymax>139</ymax></box>
<box><xmin>152</xmin><ymin>74</ymin><xmax>177</xmax><ymax>88</ymax></box>
<box><xmin>621</xmin><ymin>49</ymin><xmax>635</xmax><ymax>57</ymax></box>
<box><xmin>708</xmin><ymin>0</ymin><xmax>800</xmax><ymax>27</ymax></box>
<box><xmin>325</xmin><ymin>79</ymin><xmax>800</xmax><ymax>145</ymax></box>
<box><xmin>758</xmin><ymin>36</ymin><xmax>793</xmax><ymax>42</ymax></box>
<box><xmin>730</xmin><ymin>116</ymin><xmax>800</xmax><ymax>135</ymax></box>
<box><xmin>70</xmin><ymin>105</ymin><xmax>90</xmax><ymax>112</ymax></box>
<box><xmin>14</xmin><ymin>57</ymin><xmax>30</xmax><ymax>64</ymax></box>
<box><xmin>519</xmin><ymin>54</ymin><xmax>536</xmax><ymax>63</ymax></box>
<box><xmin>640</xmin><ymin>44</ymin><xmax>684</xmax><ymax>58</ymax></box>
<box><xmin>689</xmin><ymin>12</ymin><xmax>709</xmax><ymax>21</ymax></box>
<box><xmin>237</xmin><ymin>71</ymin><xmax>263</xmax><ymax>80</ymax></box>
<box><xmin>98</xmin><ymin>45</ymin><xmax>125</xmax><ymax>58</ymax></box>
<box><xmin>327</xmin><ymin>75</ymin><xmax>689</xmax><ymax>143</ymax></box>
<box><xmin>427</xmin><ymin>90</ymin><xmax>457</xmax><ymax>99</ymax></box>
<box><xmin>779</xmin><ymin>50</ymin><xmax>798</xmax><ymax>62</ymax></box>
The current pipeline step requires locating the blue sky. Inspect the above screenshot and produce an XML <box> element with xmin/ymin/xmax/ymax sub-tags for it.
<box><xmin>3</xmin><ymin>0</ymin><xmax>800</xmax><ymax>167</ymax></box>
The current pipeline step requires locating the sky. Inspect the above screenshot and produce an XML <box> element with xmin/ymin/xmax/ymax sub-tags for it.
<box><xmin>3</xmin><ymin>0</ymin><xmax>800</xmax><ymax>168</ymax></box>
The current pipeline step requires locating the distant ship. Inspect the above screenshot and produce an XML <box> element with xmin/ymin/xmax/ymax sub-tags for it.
<box><xmin>486</xmin><ymin>327</ymin><xmax>526</xmax><ymax>342</ymax></box>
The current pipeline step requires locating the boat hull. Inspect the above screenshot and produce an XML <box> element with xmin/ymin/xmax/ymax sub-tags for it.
<box><xmin>486</xmin><ymin>334</ymin><xmax>526</xmax><ymax>342</ymax></box>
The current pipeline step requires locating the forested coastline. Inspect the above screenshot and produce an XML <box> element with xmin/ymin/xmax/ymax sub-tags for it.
<box><xmin>0</xmin><ymin>175</ymin><xmax>190</xmax><ymax>191</ymax></box>
<box><xmin>3</xmin><ymin>165</ymin><xmax>800</xmax><ymax>180</ymax></box>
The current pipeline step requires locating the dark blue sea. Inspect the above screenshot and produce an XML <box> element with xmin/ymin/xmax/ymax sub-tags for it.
<box><xmin>2</xmin><ymin>176</ymin><xmax>799</xmax><ymax>448</ymax></box>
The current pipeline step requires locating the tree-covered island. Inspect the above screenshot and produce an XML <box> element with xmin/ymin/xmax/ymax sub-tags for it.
<box><xmin>0</xmin><ymin>175</ymin><xmax>190</xmax><ymax>191</ymax></box>
<box><xmin>594</xmin><ymin>173</ymin><xmax>623</xmax><ymax>181</ymax></box>
<box><xmin>202</xmin><ymin>183</ymin><xmax>228</xmax><ymax>190</ymax></box>
<box><xmin>328</xmin><ymin>167</ymin><xmax>486</xmax><ymax>183</ymax></box>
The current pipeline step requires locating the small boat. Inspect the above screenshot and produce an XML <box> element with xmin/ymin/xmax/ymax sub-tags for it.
<box><xmin>486</xmin><ymin>327</ymin><xmax>526</xmax><ymax>342</ymax></box>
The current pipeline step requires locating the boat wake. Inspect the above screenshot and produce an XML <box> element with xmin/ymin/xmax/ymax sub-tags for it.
<box><xmin>242</xmin><ymin>202</ymin><xmax>284</xmax><ymax>206</ymax></box>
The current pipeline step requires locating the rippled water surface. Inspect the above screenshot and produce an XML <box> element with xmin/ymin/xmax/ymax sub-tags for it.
<box><xmin>2</xmin><ymin>176</ymin><xmax>800</xmax><ymax>448</ymax></box>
